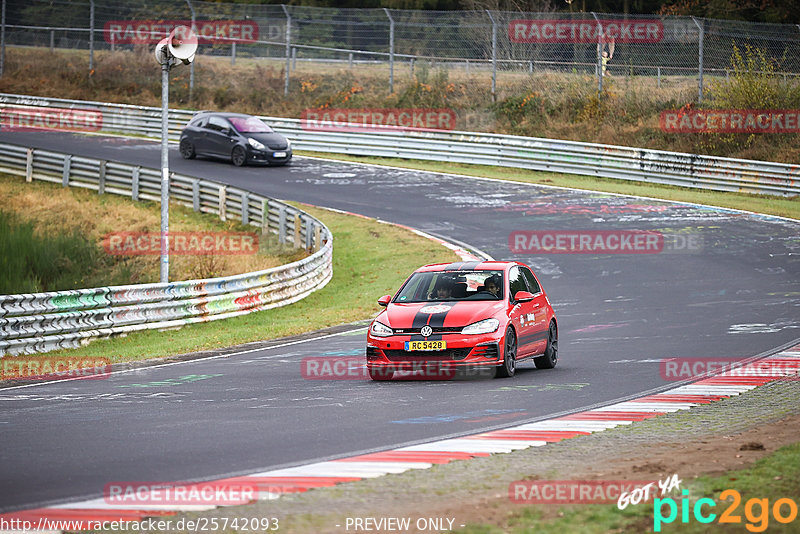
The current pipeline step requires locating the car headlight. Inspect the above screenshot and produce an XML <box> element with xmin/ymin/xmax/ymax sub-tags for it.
<box><xmin>461</xmin><ymin>318</ymin><xmax>499</xmax><ymax>335</ymax></box>
<box><xmin>370</xmin><ymin>321</ymin><xmax>393</xmax><ymax>337</ymax></box>
<box><xmin>286</xmin><ymin>138</ymin><xmax>292</xmax><ymax>149</ymax></box>
<box><xmin>248</xmin><ymin>138</ymin><xmax>266</xmax><ymax>150</ymax></box>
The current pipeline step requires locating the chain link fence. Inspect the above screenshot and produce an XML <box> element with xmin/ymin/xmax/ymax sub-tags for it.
<box><xmin>2</xmin><ymin>1</ymin><xmax>800</xmax><ymax>101</ymax></box>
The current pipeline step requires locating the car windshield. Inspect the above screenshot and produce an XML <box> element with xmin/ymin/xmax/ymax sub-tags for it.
<box><xmin>228</xmin><ymin>116</ymin><xmax>273</xmax><ymax>133</ymax></box>
<box><xmin>394</xmin><ymin>270</ymin><xmax>504</xmax><ymax>303</ymax></box>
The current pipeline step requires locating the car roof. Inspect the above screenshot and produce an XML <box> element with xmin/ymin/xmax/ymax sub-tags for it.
<box><xmin>192</xmin><ymin>111</ymin><xmax>256</xmax><ymax>120</ymax></box>
<box><xmin>414</xmin><ymin>261</ymin><xmax>521</xmax><ymax>273</ymax></box>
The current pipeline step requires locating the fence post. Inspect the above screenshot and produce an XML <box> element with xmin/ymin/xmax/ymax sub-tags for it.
<box><xmin>231</xmin><ymin>41</ymin><xmax>236</xmax><ymax>66</ymax></box>
<box><xmin>384</xmin><ymin>8</ymin><xmax>394</xmax><ymax>93</ymax></box>
<box><xmin>348</xmin><ymin>52</ymin><xmax>353</xmax><ymax>68</ymax></box>
<box><xmin>50</xmin><ymin>30</ymin><xmax>55</xmax><ymax>52</ymax></box>
<box><xmin>291</xmin><ymin>47</ymin><xmax>296</xmax><ymax>70</ymax></box>
<box><xmin>591</xmin><ymin>12</ymin><xmax>603</xmax><ymax>94</ymax></box>
<box><xmin>281</xmin><ymin>5</ymin><xmax>291</xmax><ymax>96</ymax></box>
<box><xmin>62</xmin><ymin>155</ymin><xmax>72</xmax><ymax>187</ymax></box>
<box><xmin>692</xmin><ymin>16</ymin><xmax>704</xmax><ymax>103</ymax></box>
<box><xmin>1</xmin><ymin>0</ymin><xmax>6</xmax><ymax>78</ymax></box>
<box><xmin>485</xmin><ymin>10</ymin><xmax>497</xmax><ymax>102</ymax></box>
<box><xmin>186</xmin><ymin>0</ymin><xmax>195</xmax><ymax>100</ymax></box>
<box><xmin>89</xmin><ymin>0</ymin><xmax>95</xmax><ymax>74</ymax></box>
<box><xmin>657</xmin><ymin>66</ymin><xmax>661</xmax><ymax>88</ymax></box>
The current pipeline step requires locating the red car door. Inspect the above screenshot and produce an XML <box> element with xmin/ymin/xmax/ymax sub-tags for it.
<box><xmin>507</xmin><ymin>265</ymin><xmax>539</xmax><ymax>357</ymax></box>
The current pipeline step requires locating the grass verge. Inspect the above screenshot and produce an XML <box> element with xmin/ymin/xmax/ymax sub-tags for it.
<box><xmin>0</xmin><ymin>172</ymin><xmax>305</xmax><ymax>289</ymax></box>
<box><xmin>35</xmin><ymin>203</ymin><xmax>458</xmax><ymax>364</ymax></box>
<box><xmin>298</xmin><ymin>151</ymin><xmax>800</xmax><ymax>221</ymax></box>
<box><xmin>459</xmin><ymin>442</ymin><xmax>800</xmax><ymax>533</ymax></box>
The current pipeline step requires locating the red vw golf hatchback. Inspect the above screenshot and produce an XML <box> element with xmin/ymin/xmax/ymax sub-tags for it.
<box><xmin>366</xmin><ymin>261</ymin><xmax>558</xmax><ymax>380</ymax></box>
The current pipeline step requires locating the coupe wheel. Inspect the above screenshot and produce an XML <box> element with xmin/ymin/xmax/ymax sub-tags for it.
<box><xmin>179</xmin><ymin>139</ymin><xmax>196</xmax><ymax>159</ymax></box>
<box><xmin>535</xmin><ymin>321</ymin><xmax>558</xmax><ymax>369</ymax></box>
<box><xmin>231</xmin><ymin>146</ymin><xmax>247</xmax><ymax>167</ymax></box>
<box><xmin>496</xmin><ymin>326</ymin><xmax>517</xmax><ymax>378</ymax></box>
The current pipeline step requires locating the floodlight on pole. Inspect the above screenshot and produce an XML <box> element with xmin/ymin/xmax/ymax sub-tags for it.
<box><xmin>155</xmin><ymin>25</ymin><xmax>197</xmax><ymax>283</ymax></box>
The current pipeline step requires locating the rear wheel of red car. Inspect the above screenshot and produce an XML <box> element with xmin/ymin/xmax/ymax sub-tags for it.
<box><xmin>496</xmin><ymin>326</ymin><xmax>517</xmax><ymax>378</ymax></box>
<box><xmin>369</xmin><ymin>367</ymin><xmax>394</xmax><ymax>381</ymax></box>
<box><xmin>534</xmin><ymin>321</ymin><xmax>558</xmax><ymax>369</ymax></box>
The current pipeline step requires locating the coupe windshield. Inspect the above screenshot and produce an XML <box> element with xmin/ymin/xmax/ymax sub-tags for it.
<box><xmin>394</xmin><ymin>270</ymin><xmax>504</xmax><ymax>302</ymax></box>
<box><xmin>228</xmin><ymin>116</ymin><xmax>274</xmax><ymax>133</ymax></box>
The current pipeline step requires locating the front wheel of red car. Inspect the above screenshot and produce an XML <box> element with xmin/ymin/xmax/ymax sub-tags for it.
<box><xmin>495</xmin><ymin>326</ymin><xmax>517</xmax><ymax>378</ymax></box>
<box><xmin>369</xmin><ymin>367</ymin><xmax>394</xmax><ymax>381</ymax></box>
<box><xmin>534</xmin><ymin>321</ymin><xmax>558</xmax><ymax>369</ymax></box>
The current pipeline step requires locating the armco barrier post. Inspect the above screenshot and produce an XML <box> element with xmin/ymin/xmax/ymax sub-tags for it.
<box><xmin>241</xmin><ymin>191</ymin><xmax>250</xmax><ymax>225</ymax></box>
<box><xmin>25</xmin><ymin>148</ymin><xmax>33</xmax><ymax>182</ymax></box>
<box><xmin>98</xmin><ymin>161</ymin><xmax>106</xmax><ymax>194</ymax></box>
<box><xmin>62</xmin><ymin>155</ymin><xmax>71</xmax><ymax>187</ymax></box>
<box><xmin>218</xmin><ymin>185</ymin><xmax>227</xmax><ymax>221</ymax></box>
<box><xmin>132</xmin><ymin>167</ymin><xmax>140</xmax><ymax>201</ymax></box>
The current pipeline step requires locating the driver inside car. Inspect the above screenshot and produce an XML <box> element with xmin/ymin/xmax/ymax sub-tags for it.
<box><xmin>483</xmin><ymin>275</ymin><xmax>501</xmax><ymax>298</ymax></box>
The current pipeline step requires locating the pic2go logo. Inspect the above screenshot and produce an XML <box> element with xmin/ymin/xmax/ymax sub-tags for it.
<box><xmin>653</xmin><ymin>489</ymin><xmax>798</xmax><ymax>532</ymax></box>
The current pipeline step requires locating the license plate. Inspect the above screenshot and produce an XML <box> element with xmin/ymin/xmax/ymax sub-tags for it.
<box><xmin>405</xmin><ymin>340</ymin><xmax>446</xmax><ymax>351</ymax></box>
<box><xmin>273</xmin><ymin>151</ymin><xmax>287</xmax><ymax>158</ymax></box>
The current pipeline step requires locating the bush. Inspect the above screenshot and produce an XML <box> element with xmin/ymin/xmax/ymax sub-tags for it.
<box><xmin>0</xmin><ymin>211</ymin><xmax>102</xmax><ymax>293</ymax></box>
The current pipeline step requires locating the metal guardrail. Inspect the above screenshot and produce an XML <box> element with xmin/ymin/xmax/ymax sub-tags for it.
<box><xmin>1</xmin><ymin>93</ymin><xmax>797</xmax><ymax>196</ymax></box>
<box><xmin>0</xmin><ymin>142</ymin><xmax>332</xmax><ymax>356</ymax></box>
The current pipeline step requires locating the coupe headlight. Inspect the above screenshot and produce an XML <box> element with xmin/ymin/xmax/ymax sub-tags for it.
<box><xmin>248</xmin><ymin>138</ymin><xmax>266</xmax><ymax>150</ymax></box>
<box><xmin>461</xmin><ymin>318</ymin><xmax>499</xmax><ymax>335</ymax></box>
<box><xmin>286</xmin><ymin>138</ymin><xmax>292</xmax><ymax>149</ymax></box>
<box><xmin>370</xmin><ymin>321</ymin><xmax>393</xmax><ymax>337</ymax></box>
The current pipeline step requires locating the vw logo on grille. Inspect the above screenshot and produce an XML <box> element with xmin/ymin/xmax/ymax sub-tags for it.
<box><xmin>420</xmin><ymin>325</ymin><xmax>433</xmax><ymax>337</ymax></box>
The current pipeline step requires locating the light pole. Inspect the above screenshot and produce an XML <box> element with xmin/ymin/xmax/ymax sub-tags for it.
<box><xmin>154</xmin><ymin>26</ymin><xmax>197</xmax><ymax>283</ymax></box>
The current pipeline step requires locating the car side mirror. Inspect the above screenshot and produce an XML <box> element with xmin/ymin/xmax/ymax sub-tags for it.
<box><xmin>514</xmin><ymin>291</ymin><xmax>535</xmax><ymax>303</ymax></box>
<box><xmin>377</xmin><ymin>295</ymin><xmax>392</xmax><ymax>307</ymax></box>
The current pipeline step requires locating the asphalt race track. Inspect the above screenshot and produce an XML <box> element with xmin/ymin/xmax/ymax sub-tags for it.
<box><xmin>1</xmin><ymin>132</ymin><xmax>798</xmax><ymax>512</ymax></box>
